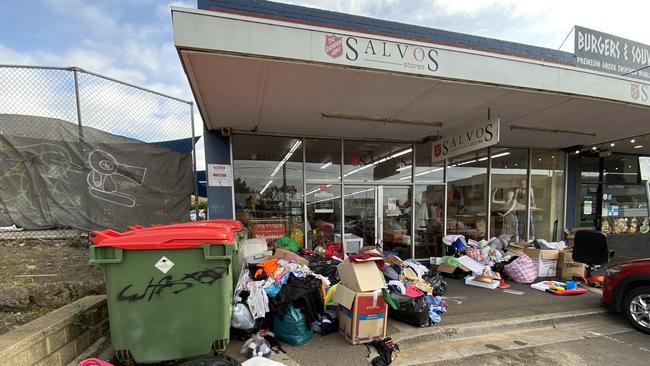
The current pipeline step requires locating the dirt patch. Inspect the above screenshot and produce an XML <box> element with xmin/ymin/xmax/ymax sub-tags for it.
<box><xmin>0</xmin><ymin>239</ymin><xmax>105</xmax><ymax>335</ymax></box>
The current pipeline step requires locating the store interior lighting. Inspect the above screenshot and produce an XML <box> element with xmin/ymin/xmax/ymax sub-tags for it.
<box><xmin>344</xmin><ymin>148</ymin><xmax>413</xmax><ymax>178</ymax></box>
<box><xmin>261</xmin><ymin>140</ymin><xmax>302</xmax><ymax>194</ymax></box>
<box><xmin>320</xmin><ymin>161</ymin><xmax>332</xmax><ymax>169</ymax></box>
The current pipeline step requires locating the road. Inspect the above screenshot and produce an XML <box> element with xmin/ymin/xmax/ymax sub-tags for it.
<box><xmin>430</xmin><ymin>330</ymin><xmax>650</xmax><ymax>366</ymax></box>
<box><xmin>394</xmin><ymin>313</ymin><xmax>650</xmax><ymax>366</ymax></box>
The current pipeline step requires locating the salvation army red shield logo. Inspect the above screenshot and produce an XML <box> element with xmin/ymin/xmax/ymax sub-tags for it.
<box><xmin>324</xmin><ymin>34</ymin><xmax>343</xmax><ymax>59</ymax></box>
<box><xmin>631</xmin><ymin>83</ymin><xmax>640</xmax><ymax>100</ymax></box>
<box><xmin>434</xmin><ymin>144</ymin><xmax>442</xmax><ymax>158</ymax></box>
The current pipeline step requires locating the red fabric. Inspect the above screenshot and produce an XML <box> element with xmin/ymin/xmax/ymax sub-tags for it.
<box><xmin>348</xmin><ymin>252</ymin><xmax>384</xmax><ymax>270</ymax></box>
<box><xmin>405</xmin><ymin>284</ymin><xmax>423</xmax><ymax>298</ymax></box>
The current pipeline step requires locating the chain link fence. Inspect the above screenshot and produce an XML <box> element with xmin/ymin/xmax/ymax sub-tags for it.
<box><xmin>0</xmin><ymin>65</ymin><xmax>197</xmax><ymax>241</ymax></box>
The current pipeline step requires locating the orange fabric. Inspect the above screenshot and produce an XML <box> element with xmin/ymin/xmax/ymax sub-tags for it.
<box><xmin>254</xmin><ymin>258</ymin><xmax>278</xmax><ymax>278</ymax></box>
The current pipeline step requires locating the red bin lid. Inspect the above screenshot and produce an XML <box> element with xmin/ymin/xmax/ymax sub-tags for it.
<box><xmin>89</xmin><ymin>220</ymin><xmax>243</xmax><ymax>250</ymax></box>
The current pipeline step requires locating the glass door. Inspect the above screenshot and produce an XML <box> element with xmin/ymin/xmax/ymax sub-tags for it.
<box><xmin>342</xmin><ymin>185</ymin><xmax>412</xmax><ymax>258</ymax></box>
<box><xmin>342</xmin><ymin>186</ymin><xmax>376</xmax><ymax>254</ymax></box>
<box><xmin>382</xmin><ymin>186</ymin><xmax>412</xmax><ymax>259</ymax></box>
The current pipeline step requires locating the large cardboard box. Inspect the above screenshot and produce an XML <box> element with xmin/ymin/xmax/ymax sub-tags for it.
<box><xmin>333</xmin><ymin>284</ymin><xmax>387</xmax><ymax>345</ymax></box>
<box><xmin>557</xmin><ymin>249</ymin><xmax>586</xmax><ymax>279</ymax></box>
<box><xmin>524</xmin><ymin>247</ymin><xmax>559</xmax><ymax>277</ymax></box>
<box><xmin>336</xmin><ymin>257</ymin><xmax>386</xmax><ymax>292</ymax></box>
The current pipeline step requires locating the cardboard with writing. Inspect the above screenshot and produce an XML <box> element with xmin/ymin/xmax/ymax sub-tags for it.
<box><xmin>333</xmin><ymin>284</ymin><xmax>387</xmax><ymax>345</ymax></box>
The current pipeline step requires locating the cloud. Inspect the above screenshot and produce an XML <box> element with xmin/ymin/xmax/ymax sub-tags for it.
<box><xmin>1</xmin><ymin>0</ymin><xmax>201</xmax><ymax>169</ymax></box>
<box><xmin>275</xmin><ymin>0</ymin><xmax>650</xmax><ymax>52</ymax></box>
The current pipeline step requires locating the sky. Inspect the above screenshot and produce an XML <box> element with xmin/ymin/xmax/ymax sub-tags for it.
<box><xmin>1</xmin><ymin>0</ymin><xmax>650</xmax><ymax>170</ymax></box>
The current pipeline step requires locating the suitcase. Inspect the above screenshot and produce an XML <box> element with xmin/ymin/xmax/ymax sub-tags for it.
<box><xmin>388</xmin><ymin>293</ymin><xmax>431</xmax><ymax>327</ymax></box>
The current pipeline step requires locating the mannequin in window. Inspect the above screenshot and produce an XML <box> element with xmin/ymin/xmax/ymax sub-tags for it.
<box><xmin>416</xmin><ymin>191</ymin><xmax>429</xmax><ymax>228</ymax></box>
<box><xmin>492</xmin><ymin>188</ymin><xmax>518</xmax><ymax>240</ymax></box>
<box><xmin>515</xmin><ymin>179</ymin><xmax>535</xmax><ymax>238</ymax></box>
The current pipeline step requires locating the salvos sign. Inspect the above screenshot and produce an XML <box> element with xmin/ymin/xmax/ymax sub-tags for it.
<box><xmin>321</xmin><ymin>33</ymin><xmax>440</xmax><ymax>74</ymax></box>
<box><xmin>431</xmin><ymin>119</ymin><xmax>500</xmax><ymax>163</ymax></box>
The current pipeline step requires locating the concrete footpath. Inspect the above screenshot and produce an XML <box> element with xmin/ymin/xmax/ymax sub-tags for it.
<box><xmin>222</xmin><ymin>278</ymin><xmax>610</xmax><ymax>366</ymax></box>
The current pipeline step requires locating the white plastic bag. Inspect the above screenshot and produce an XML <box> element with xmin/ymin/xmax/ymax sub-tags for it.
<box><xmin>242</xmin><ymin>357</ymin><xmax>287</xmax><ymax>366</ymax></box>
<box><xmin>231</xmin><ymin>303</ymin><xmax>255</xmax><ymax>330</ymax></box>
<box><xmin>240</xmin><ymin>335</ymin><xmax>272</xmax><ymax>359</ymax></box>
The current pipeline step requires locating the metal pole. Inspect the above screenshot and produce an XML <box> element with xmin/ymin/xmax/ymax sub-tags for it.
<box><xmin>645</xmin><ymin>181</ymin><xmax>650</xmax><ymax>218</ymax></box>
<box><xmin>190</xmin><ymin>102</ymin><xmax>199</xmax><ymax>220</ymax></box>
<box><xmin>526</xmin><ymin>148</ymin><xmax>533</xmax><ymax>241</ymax></box>
<box><xmin>562</xmin><ymin>151</ymin><xmax>569</xmax><ymax>238</ymax></box>
<box><xmin>72</xmin><ymin>68</ymin><xmax>83</xmax><ymax>139</ymax></box>
<box><xmin>340</xmin><ymin>139</ymin><xmax>345</xmax><ymax>257</ymax></box>
<box><xmin>486</xmin><ymin>147</ymin><xmax>492</xmax><ymax>239</ymax></box>
<box><xmin>302</xmin><ymin>137</ymin><xmax>308</xmax><ymax>248</ymax></box>
<box><xmin>411</xmin><ymin>143</ymin><xmax>416</xmax><ymax>260</ymax></box>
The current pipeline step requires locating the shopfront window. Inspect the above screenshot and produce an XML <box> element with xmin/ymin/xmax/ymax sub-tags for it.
<box><xmin>305</xmin><ymin>139</ymin><xmax>341</xmax><ymax>182</ymax></box>
<box><xmin>601</xmin><ymin>154</ymin><xmax>647</xmax><ymax>234</ymax></box>
<box><xmin>489</xmin><ymin>148</ymin><xmax>528</xmax><ymax>241</ymax></box>
<box><xmin>343</xmin><ymin>141</ymin><xmax>412</xmax><ymax>182</ymax></box>
<box><xmin>414</xmin><ymin>185</ymin><xmax>444</xmax><ymax>258</ymax></box>
<box><xmin>531</xmin><ymin>150</ymin><xmax>565</xmax><ymax>241</ymax></box>
<box><xmin>602</xmin><ymin>184</ymin><xmax>649</xmax><ymax>234</ymax></box>
<box><xmin>446</xmin><ymin>149</ymin><xmax>488</xmax><ymax>241</ymax></box>
<box><xmin>233</xmin><ymin>135</ymin><xmax>304</xmax><ymax>245</ymax></box>
<box><xmin>414</xmin><ymin>142</ymin><xmax>444</xmax><ymax>183</ymax></box>
<box><xmin>306</xmin><ymin>184</ymin><xmax>341</xmax><ymax>247</ymax></box>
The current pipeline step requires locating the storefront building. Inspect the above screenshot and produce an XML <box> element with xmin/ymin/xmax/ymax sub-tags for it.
<box><xmin>172</xmin><ymin>1</ymin><xmax>650</xmax><ymax>260</ymax></box>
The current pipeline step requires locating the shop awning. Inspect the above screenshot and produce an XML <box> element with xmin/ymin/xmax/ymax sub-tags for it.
<box><xmin>173</xmin><ymin>6</ymin><xmax>650</xmax><ymax>153</ymax></box>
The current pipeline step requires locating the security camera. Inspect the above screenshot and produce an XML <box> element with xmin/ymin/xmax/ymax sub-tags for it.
<box><xmin>220</xmin><ymin>127</ymin><xmax>232</xmax><ymax>136</ymax></box>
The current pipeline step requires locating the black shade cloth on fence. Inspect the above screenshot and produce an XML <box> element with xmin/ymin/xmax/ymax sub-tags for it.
<box><xmin>0</xmin><ymin>114</ymin><xmax>193</xmax><ymax>231</ymax></box>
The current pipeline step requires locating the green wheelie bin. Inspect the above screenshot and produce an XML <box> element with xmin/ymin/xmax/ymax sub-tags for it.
<box><xmin>89</xmin><ymin>220</ymin><xmax>243</xmax><ymax>364</ymax></box>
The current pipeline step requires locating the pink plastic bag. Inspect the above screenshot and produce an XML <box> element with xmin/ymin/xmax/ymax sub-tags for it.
<box><xmin>504</xmin><ymin>253</ymin><xmax>537</xmax><ymax>284</ymax></box>
<box><xmin>78</xmin><ymin>358</ymin><xmax>113</xmax><ymax>366</ymax></box>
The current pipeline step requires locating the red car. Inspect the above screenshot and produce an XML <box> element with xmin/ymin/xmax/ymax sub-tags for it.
<box><xmin>602</xmin><ymin>258</ymin><xmax>650</xmax><ymax>334</ymax></box>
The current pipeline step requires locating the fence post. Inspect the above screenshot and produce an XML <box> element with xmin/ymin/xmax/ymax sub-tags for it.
<box><xmin>190</xmin><ymin>102</ymin><xmax>199</xmax><ymax>220</ymax></box>
<box><xmin>72</xmin><ymin>67</ymin><xmax>83</xmax><ymax>138</ymax></box>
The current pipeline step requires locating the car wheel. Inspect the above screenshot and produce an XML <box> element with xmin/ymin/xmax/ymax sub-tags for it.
<box><xmin>623</xmin><ymin>285</ymin><xmax>650</xmax><ymax>335</ymax></box>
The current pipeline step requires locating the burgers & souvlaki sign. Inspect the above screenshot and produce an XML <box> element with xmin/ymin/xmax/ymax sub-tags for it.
<box><xmin>431</xmin><ymin>119</ymin><xmax>500</xmax><ymax>163</ymax></box>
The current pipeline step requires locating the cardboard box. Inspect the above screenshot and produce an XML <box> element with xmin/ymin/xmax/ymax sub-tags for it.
<box><xmin>558</xmin><ymin>262</ymin><xmax>586</xmax><ymax>279</ymax></box>
<box><xmin>435</xmin><ymin>263</ymin><xmax>471</xmax><ymax>274</ymax></box>
<box><xmin>333</xmin><ymin>284</ymin><xmax>387</xmax><ymax>345</ymax></box>
<box><xmin>465</xmin><ymin>276</ymin><xmax>500</xmax><ymax>289</ymax></box>
<box><xmin>524</xmin><ymin>248</ymin><xmax>559</xmax><ymax>277</ymax></box>
<box><xmin>337</xmin><ymin>257</ymin><xmax>386</xmax><ymax>292</ymax></box>
<box><xmin>273</xmin><ymin>248</ymin><xmax>309</xmax><ymax>265</ymax></box>
<box><xmin>557</xmin><ymin>249</ymin><xmax>586</xmax><ymax>279</ymax></box>
<box><xmin>524</xmin><ymin>248</ymin><xmax>559</xmax><ymax>260</ymax></box>
<box><xmin>508</xmin><ymin>243</ymin><xmax>528</xmax><ymax>254</ymax></box>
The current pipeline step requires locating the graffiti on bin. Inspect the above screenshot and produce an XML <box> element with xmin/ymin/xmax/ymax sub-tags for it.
<box><xmin>117</xmin><ymin>267</ymin><xmax>226</xmax><ymax>302</ymax></box>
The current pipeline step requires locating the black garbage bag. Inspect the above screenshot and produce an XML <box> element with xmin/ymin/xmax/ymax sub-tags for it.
<box><xmin>308</xmin><ymin>259</ymin><xmax>340</xmax><ymax>285</ymax></box>
<box><xmin>176</xmin><ymin>355</ymin><xmax>241</xmax><ymax>366</ymax></box>
<box><xmin>422</xmin><ymin>271</ymin><xmax>447</xmax><ymax>295</ymax></box>
<box><xmin>387</xmin><ymin>293</ymin><xmax>431</xmax><ymax>327</ymax></box>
